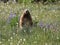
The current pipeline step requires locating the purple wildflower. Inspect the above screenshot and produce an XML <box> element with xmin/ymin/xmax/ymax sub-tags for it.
<box><xmin>7</xmin><ymin>12</ymin><xmax>16</xmax><ymax>24</ymax></box>
<box><xmin>39</xmin><ymin>21</ymin><xmax>45</xmax><ymax>28</ymax></box>
<box><xmin>45</xmin><ymin>23</ymin><xmax>50</xmax><ymax>29</ymax></box>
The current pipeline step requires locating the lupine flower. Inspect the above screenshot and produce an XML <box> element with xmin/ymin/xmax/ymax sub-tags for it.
<box><xmin>39</xmin><ymin>21</ymin><xmax>45</xmax><ymax>28</ymax></box>
<box><xmin>7</xmin><ymin>12</ymin><xmax>16</xmax><ymax>24</ymax></box>
<box><xmin>45</xmin><ymin>23</ymin><xmax>50</xmax><ymax>29</ymax></box>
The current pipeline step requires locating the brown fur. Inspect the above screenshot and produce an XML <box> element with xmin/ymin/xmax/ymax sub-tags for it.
<box><xmin>19</xmin><ymin>9</ymin><xmax>33</xmax><ymax>29</ymax></box>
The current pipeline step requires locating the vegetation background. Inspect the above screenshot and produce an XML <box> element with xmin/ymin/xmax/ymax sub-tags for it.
<box><xmin>0</xmin><ymin>0</ymin><xmax>60</xmax><ymax>45</ymax></box>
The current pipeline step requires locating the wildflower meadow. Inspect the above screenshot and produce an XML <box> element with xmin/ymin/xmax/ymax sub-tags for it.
<box><xmin>0</xmin><ymin>0</ymin><xmax>60</xmax><ymax>45</ymax></box>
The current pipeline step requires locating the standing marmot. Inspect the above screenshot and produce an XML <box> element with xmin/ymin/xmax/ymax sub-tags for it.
<box><xmin>19</xmin><ymin>9</ymin><xmax>33</xmax><ymax>29</ymax></box>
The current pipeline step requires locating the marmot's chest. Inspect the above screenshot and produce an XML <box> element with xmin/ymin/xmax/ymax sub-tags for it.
<box><xmin>23</xmin><ymin>18</ymin><xmax>31</xmax><ymax>26</ymax></box>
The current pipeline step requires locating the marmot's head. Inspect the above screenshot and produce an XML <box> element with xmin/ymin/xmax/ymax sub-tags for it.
<box><xmin>23</xmin><ymin>9</ymin><xmax>30</xmax><ymax>15</ymax></box>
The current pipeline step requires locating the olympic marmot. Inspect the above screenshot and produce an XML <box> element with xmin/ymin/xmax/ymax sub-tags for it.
<box><xmin>19</xmin><ymin>9</ymin><xmax>33</xmax><ymax>29</ymax></box>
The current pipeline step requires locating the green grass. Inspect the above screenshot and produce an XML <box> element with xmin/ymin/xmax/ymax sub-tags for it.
<box><xmin>0</xmin><ymin>2</ymin><xmax>60</xmax><ymax>45</ymax></box>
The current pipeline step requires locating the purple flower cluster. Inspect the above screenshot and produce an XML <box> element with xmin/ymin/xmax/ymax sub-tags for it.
<box><xmin>45</xmin><ymin>23</ymin><xmax>50</xmax><ymax>29</ymax></box>
<box><xmin>7</xmin><ymin>12</ymin><xmax>16</xmax><ymax>24</ymax></box>
<box><xmin>38</xmin><ymin>21</ymin><xmax>45</xmax><ymax>28</ymax></box>
<box><xmin>38</xmin><ymin>21</ymin><xmax>58</xmax><ymax>30</ymax></box>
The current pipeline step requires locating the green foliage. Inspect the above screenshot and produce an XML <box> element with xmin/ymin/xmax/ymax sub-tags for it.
<box><xmin>47</xmin><ymin>0</ymin><xmax>56</xmax><ymax>2</ymax></box>
<box><xmin>0</xmin><ymin>2</ymin><xmax>60</xmax><ymax>45</ymax></box>
<box><xmin>18</xmin><ymin>0</ymin><xmax>32</xmax><ymax>3</ymax></box>
<box><xmin>18</xmin><ymin>0</ymin><xmax>23</xmax><ymax>3</ymax></box>
<box><xmin>0</xmin><ymin>19</ymin><xmax>6</xmax><ymax>26</ymax></box>
<box><xmin>10</xmin><ymin>16</ymin><xmax>18</xmax><ymax>27</ymax></box>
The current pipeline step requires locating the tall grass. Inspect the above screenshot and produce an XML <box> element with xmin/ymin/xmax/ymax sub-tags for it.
<box><xmin>0</xmin><ymin>1</ymin><xmax>60</xmax><ymax>45</ymax></box>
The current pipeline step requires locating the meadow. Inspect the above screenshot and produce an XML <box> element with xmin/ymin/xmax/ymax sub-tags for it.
<box><xmin>0</xmin><ymin>1</ymin><xmax>60</xmax><ymax>45</ymax></box>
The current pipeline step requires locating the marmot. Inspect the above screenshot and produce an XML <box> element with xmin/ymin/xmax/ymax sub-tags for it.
<box><xmin>19</xmin><ymin>9</ymin><xmax>33</xmax><ymax>29</ymax></box>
